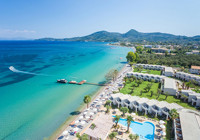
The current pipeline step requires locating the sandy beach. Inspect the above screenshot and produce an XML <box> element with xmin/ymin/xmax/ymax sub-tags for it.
<box><xmin>49</xmin><ymin>64</ymin><xmax>131</xmax><ymax>140</ymax></box>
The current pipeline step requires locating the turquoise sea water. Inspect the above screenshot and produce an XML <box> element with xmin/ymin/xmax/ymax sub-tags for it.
<box><xmin>0</xmin><ymin>41</ymin><xmax>132</xmax><ymax>140</ymax></box>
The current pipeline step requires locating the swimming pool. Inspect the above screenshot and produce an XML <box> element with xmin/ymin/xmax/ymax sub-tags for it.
<box><xmin>115</xmin><ymin>117</ymin><xmax>155</xmax><ymax>140</ymax></box>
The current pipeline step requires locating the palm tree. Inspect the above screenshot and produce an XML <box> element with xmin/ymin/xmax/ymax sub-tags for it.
<box><xmin>114</xmin><ymin>115</ymin><xmax>120</xmax><ymax>126</ymax></box>
<box><xmin>140</xmin><ymin>90</ymin><xmax>143</xmax><ymax>96</ymax></box>
<box><xmin>134</xmin><ymin>134</ymin><xmax>139</xmax><ymax>140</ymax></box>
<box><xmin>105</xmin><ymin>100</ymin><xmax>112</xmax><ymax>106</ymax></box>
<box><xmin>84</xmin><ymin>95</ymin><xmax>91</xmax><ymax>108</ymax></box>
<box><xmin>163</xmin><ymin>92</ymin><xmax>169</xmax><ymax>100</ymax></box>
<box><xmin>128</xmin><ymin>134</ymin><xmax>134</xmax><ymax>140</ymax></box>
<box><xmin>120</xmin><ymin>107</ymin><xmax>129</xmax><ymax>117</ymax></box>
<box><xmin>126</xmin><ymin>115</ymin><xmax>133</xmax><ymax>132</ymax></box>
<box><xmin>150</xmin><ymin>91</ymin><xmax>155</xmax><ymax>97</ymax></box>
<box><xmin>156</xmin><ymin>89</ymin><xmax>161</xmax><ymax>99</ymax></box>
<box><xmin>169</xmin><ymin>109</ymin><xmax>179</xmax><ymax>120</ymax></box>
<box><xmin>108</xmin><ymin>132</ymin><xmax>117</xmax><ymax>140</ymax></box>
<box><xmin>129</xmin><ymin>134</ymin><xmax>139</xmax><ymax>140</ymax></box>
<box><xmin>76</xmin><ymin>133</ymin><xmax>89</xmax><ymax>140</ymax></box>
<box><xmin>106</xmin><ymin>105</ymin><xmax>111</xmax><ymax>114</ymax></box>
<box><xmin>113</xmin><ymin>69</ymin><xmax>118</xmax><ymax>81</ymax></box>
<box><xmin>181</xmin><ymin>93</ymin><xmax>188</xmax><ymax>102</ymax></box>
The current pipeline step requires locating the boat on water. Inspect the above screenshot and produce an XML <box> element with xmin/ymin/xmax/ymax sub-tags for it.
<box><xmin>57</xmin><ymin>79</ymin><xmax>67</xmax><ymax>83</ymax></box>
<box><xmin>78</xmin><ymin>80</ymin><xmax>86</xmax><ymax>85</ymax></box>
<box><xmin>68</xmin><ymin>81</ymin><xmax>77</xmax><ymax>84</ymax></box>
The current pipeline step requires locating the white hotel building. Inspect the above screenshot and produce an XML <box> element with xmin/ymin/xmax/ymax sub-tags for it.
<box><xmin>126</xmin><ymin>72</ymin><xmax>178</xmax><ymax>95</ymax></box>
<box><xmin>175</xmin><ymin>71</ymin><xmax>200</xmax><ymax>85</ymax></box>
<box><xmin>110</xmin><ymin>93</ymin><xmax>183</xmax><ymax>119</ymax></box>
<box><xmin>135</xmin><ymin>64</ymin><xmax>174</xmax><ymax>77</ymax></box>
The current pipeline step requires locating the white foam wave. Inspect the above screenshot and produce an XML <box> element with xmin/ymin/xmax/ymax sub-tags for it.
<box><xmin>9</xmin><ymin>66</ymin><xmax>49</xmax><ymax>76</ymax></box>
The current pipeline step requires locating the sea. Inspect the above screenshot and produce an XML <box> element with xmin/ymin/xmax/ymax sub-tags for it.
<box><xmin>0</xmin><ymin>41</ymin><xmax>132</xmax><ymax>140</ymax></box>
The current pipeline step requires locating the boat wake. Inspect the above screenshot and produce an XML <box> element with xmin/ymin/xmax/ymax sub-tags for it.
<box><xmin>9</xmin><ymin>66</ymin><xmax>50</xmax><ymax>76</ymax></box>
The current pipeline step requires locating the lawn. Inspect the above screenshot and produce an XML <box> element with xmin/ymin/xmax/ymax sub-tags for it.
<box><xmin>133</xmin><ymin>68</ymin><xmax>161</xmax><ymax>75</ymax></box>
<box><xmin>120</xmin><ymin>80</ymin><xmax>197</xmax><ymax>110</ymax></box>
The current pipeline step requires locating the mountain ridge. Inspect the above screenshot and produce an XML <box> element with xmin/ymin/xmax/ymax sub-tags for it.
<box><xmin>37</xmin><ymin>29</ymin><xmax>200</xmax><ymax>43</ymax></box>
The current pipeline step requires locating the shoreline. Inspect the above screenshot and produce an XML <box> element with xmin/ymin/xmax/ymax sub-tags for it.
<box><xmin>48</xmin><ymin>64</ymin><xmax>128</xmax><ymax>140</ymax></box>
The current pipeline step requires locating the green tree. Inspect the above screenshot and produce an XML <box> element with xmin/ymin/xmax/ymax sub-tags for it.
<box><xmin>84</xmin><ymin>95</ymin><xmax>91</xmax><ymax>108</ymax></box>
<box><xmin>114</xmin><ymin>115</ymin><xmax>120</xmax><ymax>126</ymax></box>
<box><xmin>146</xmin><ymin>83</ymin><xmax>152</xmax><ymax>92</ymax></box>
<box><xmin>140</xmin><ymin>90</ymin><xmax>143</xmax><ymax>96</ymax></box>
<box><xmin>136</xmin><ymin>46</ymin><xmax>143</xmax><ymax>53</ymax></box>
<box><xmin>108</xmin><ymin>132</ymin><xmax>117</xmax><ymax>140</ymax></box>
<box><xmin>156</xmin><ymin>89</ymin><xmax>161</xmax><ymax>99</ymax></box>
<box><xmin>150</xmin><ymin>91</ymin><xmax>155</xmax><ymax>97</ymax></box>
<box><xmin>126</xmin><ymin>115</ymin><xmax>134</xmax><ymax>132</ymax></box>
<box><xmin>105</xmin><ymin>100</ymin><xmax>112</xmax><ymax>106</ymax></box>
<box><xmin>120</xmin><ymin>107</ymin><xmax>129</xmax><ymax>117</ymax></box>
<box><xmin>106</xmin><ymin>105</ymin><xmax>111</xmax><ymax>114</ymax></box>
<box><xmin>76</xmin><ymin>133</ymin><xmax>89</xmax><ymax>140</ymax></box>
<box><xmin>129</xmin><ymin>134</ymin><xmax>139</xmax><ymax>140</ymax></box>
<box><xmin>169</xmin><ymin>109</ymin><xmax>179</xmax><ymax>120</ymax></box>
<box><xmin>163</xmin><ymin>92</ymin><xmax>169</xmax><ymax>100</ymax></box>
<box><xmin>126</xmin><ymin>51</ymin><xmax>136</xmax><ymax>62</ymax></box>
<box><xmin>105</xmin><ymin>69</ymin><xmax>118</xmax><ymax>82</ymax></box>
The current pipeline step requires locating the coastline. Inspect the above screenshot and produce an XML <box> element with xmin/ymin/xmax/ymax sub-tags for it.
<box><xmin>48</xmin><ymin>64</ymin><xmax>128</xmax><ymax>140</ymax></box>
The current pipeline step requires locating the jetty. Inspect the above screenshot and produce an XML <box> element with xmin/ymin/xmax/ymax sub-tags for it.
<box><xmin>56</xmin><ymin>79</ymin><xmax>107</xmax><ymax>86</ymax></box>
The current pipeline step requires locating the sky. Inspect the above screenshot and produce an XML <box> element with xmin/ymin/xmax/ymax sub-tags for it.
<box><xmin>0</xmin><ymin>0</ymin><xmax>200</xmax><ymax>39</ymax></box>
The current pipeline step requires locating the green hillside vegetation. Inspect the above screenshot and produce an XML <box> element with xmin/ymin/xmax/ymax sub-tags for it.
<box><xmin>37</xmin><ymin>29</ymin><xmax>200</xmax><ymax>44</ymax></box>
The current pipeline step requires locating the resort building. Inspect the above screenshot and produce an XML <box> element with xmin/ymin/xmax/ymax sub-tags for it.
<box><xmin>174</xmin><ymin>71</ymin><xmax>200</xmax><ymax>85</ymax></box>
<box><xmin>135</xmin><ymin>64</ymin><xmax>174</xmax><ymax>77</ymax></box>
<box><xmin>126</xmin><ymin>72</ymin><xmax>178</xmax><ymax>95</ymax></box>
<box><xmin>189</xmin><ymin>65</ymin><xmax>200</xmax><ymax>75</ymax></box>
<box><xmin>174</xmin><ymin>109</ymin><xmax>200</xmax><ymax>140</ymax></box>
<box><xmin>163</xmin><ymin>78</ymin><xmax>177</xmax><ymax>95</ymax></box>
<box><xmin>163</xmin><ymin>67</ymin><xmax>174</xmax><ymax>77</ymax></box>
<box><xmin>151</xmin><ymin>48</ymin><xmax>169</xmax><ymax>53</ymax></box>
<box><xmin>135</xmin><ymin>64</ymin><xmax>165</xmax><ymax>71</ymax></box>
<box><xmin>177</xmin><ymin>90</ymin><xmax>200</xmax><ymax>107</ymax></box>
<box><xmin>144</xmin><ymin>45</ymin><xmax>152</xmax><ymax>48</ymax></box>
<box><xmin>110</xmin><ymin>93</ymin><xmax>183</xmax><ymax>119</ymax></box>
<box><xmin>186</xmin><ymin>50</ymin><xmax>200</xmax><ymax>55</ymax></box>
<box><xmin>84</xmin><ymin>114</ymin><xmax>113</xmax><ymax>140</ymax></box>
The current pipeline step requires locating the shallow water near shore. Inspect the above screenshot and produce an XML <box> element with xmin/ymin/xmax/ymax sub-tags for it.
<box><xmin>0</xmin><ymin>41</ymin><xmax>132</xmax><ymax>140</ymax></box>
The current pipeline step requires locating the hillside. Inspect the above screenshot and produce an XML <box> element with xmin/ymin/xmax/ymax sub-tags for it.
<box><xmin>37</xmin><ymin>29</ymin><xmax>200</xmax><ymax>43</ymax></box>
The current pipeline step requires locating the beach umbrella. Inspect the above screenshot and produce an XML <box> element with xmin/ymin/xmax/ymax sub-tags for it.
<box><xmin>86</xmin><ymin>108</ymin><xmax>90</xmax><ymax>111</ymax></box>
<box><xmin>90</xmin><ymin>112</ymin><xmax>94</xmax><ymax>115</ymax></box>
<box><xmin>131</xmin><ymin>113</ymin><xmax>136</xmax><ymax>116</ymax></box>
<box><xmin>79</xmin><ymin>116</ymin><xmax>83</xmax><ymax>119</ymax></box>
<box><xmin>83</xmin><ymin>112</ymin><xmax>87</xmax><ymax>115</ymax></box>
<box><xmin>64</xmin><ymin>136</ymin><xmax>69</xmax><ymax>140</ymax></box>
<box><xmin>73</xmin><ymin>127</ymin><xmax>79</xmax><ymax>131</ymax></box>
<box><xmin>159</xmin><ymin>120</ymin><xmax>165</xmax><ymax>124</ymax></box>
<box><xmin>62</xmin><ymin>130</ymin><xmax>68</xmax><ymax>135</ymax></box>
<box><xmin>160</xmin><ymin>125</ymin><xmax>166</xmax><ymax>129</ymax></box>
<box><xmin>160</xmin><ymin>131</ymin><xmax>166</xmax><ymax>136</ymax></box>
<box><xmin>85</xmin><ymin>116</ymin><xmax>90</xmax><ymax>119</ymax></box>
<box><xmin>75</xmin><ymin>120</ymin><xmax>79</xmax><ymax>124</ymax></box>
<box><xmin>81</xmin><ymin>121</ymin><xmax>86</xmax><ymax>124</ymax></box>
<box><xmin>93</xmin><ymin>108</ymin><xmax>97</xmax><ymax>111</ymax></box>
